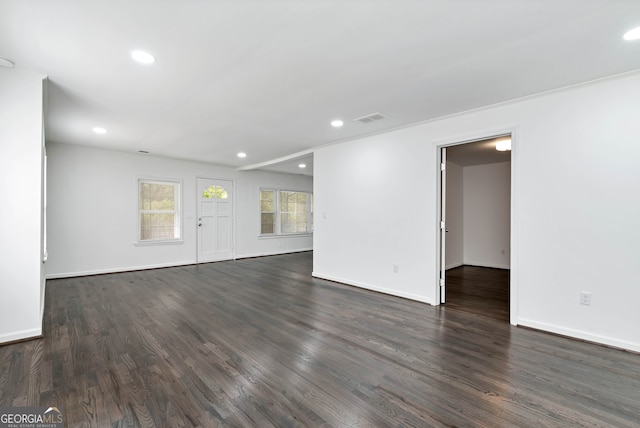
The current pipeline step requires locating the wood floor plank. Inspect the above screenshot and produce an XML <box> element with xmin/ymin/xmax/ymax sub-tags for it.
<box><xmin>1</xmin><ymin>252</ymin><xmax>639</xmax><ymax>427</ymax></box>
<box><xmin>446</xmin><ymin>265</ymin><xmax>510</xmax><ymax>321</ymax></box>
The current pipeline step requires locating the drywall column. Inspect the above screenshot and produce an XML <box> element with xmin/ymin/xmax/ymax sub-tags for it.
<box><xmin>0</xmin><ymin>69</ymin><xmax>45</xmax><ymax>343</ymax></box>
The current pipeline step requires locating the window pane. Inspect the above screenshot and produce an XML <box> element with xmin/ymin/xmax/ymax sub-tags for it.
<box><xmin>261</xmin><ymin>213</ymin><xmax>274</xmax><ymax>234</ymax></box>
<box><xmin>261</xmin><ymin>199</ymin><xmax>274</xmax><ymax>212</ymax></box>
<box><xmin>278</xmin><ymin>191</ymin><xmax>310</xmax><ymax>234</ymax></box>
<box><xmin>202</xmin><ymin>185</ymin><xmax>229</xmax><ymax>199</ymax></box>
<box><xmin>281</xmin><ymin>220</ymin><xmax>294</xmax><ymax>233</ymax></box>
<box><xmin>202</xmin><ymin>185</ymin><xmax>215</xmax><ymax>199</ymax></box>
<box><xmin>139</xmin><ymin>183</ymin><xmax>175</xmax><ymax>210</ymax></box>
<box><xmin>260</xmin><ymin>190</ymin><xmax>275</xmax><ymax>212</ymax></box>
<box><xmin>279</xmin><ymin>192</ymin><xmax>289</xmax><ymax>211</ymax></box>
<box><xmin>140</xmin><ymin>213</ymin><xmax>176</xmax><ymax>241</ymax></box>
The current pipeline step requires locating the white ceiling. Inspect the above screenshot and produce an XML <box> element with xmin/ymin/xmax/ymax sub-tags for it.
<box><xmin>2</xmin><ymin>1</ymin><xmax>640</xmax><ymax>175</ymax></box>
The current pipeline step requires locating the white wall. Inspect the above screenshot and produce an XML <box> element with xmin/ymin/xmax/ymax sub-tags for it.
<box><xmin>0</xmin><ymin>69</ymin><xmax>45</xmax><ymax>343</ymax></box>
<box><xmin>46</xmin><ymin>142</ymin><xmax>312</xmax><ymax>278</ymax></box>
<box><xmin>314</xmin><ymin>71</ymin><xmax>640</xmax><ymax>352</ymax></box>
<box><xmin>463</xmin><ymin>161</ymin><xmax>510</xmax><ymax>269</ymax></box>
<box><xmin>445</xmin><ymin>160</ymin><xmax>463</xmax><ymax>269</ymax></box>
<box><xmin>313</xmin><ymin>134</ymin><xmax>434</xmax><ymax>303</ymax></box>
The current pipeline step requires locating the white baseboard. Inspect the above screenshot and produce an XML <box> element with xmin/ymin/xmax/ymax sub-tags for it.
<box><xmin>0</xmin><ymin>327</ymin><xmax>42</xmax><ymax>345</ymax></box>
<box><xmin>445</xmin><ymin>262</ymin><xmax>464</xmax><ymax>270</ymax></box>
<box><xmin>46</xmin><ymin>260</ymin><xmax>196</xmax><ymax>279</ymax></box>
<box><xmin>46</xmin><ymin>251</ymin><xmax>314</xmax><ymax>279</ymax></box>
<box><xmin>235</xmin><ymin>248</ymin><xmax>313</xmax><ymax>260</ymax></box>
<box><xmin>463</xmin><ymin>261</ymin><xmax>511</xmax><ymax>270</ymax></box>
<box><xmin>518</xmin><ymin>318</ymin><xmax>640</xmax><ymax>353</ymax></box>
<box><xmin>312</xmin><ymin>272</ymin><xmax>433</xmax><ymax>305</ymax></box>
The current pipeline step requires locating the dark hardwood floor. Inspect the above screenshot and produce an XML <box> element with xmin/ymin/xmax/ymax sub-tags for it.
<box><xmin>1</xmin><ymin>252</ymin><xmax>640</xmax><ymax>427</ymax></box>
<box><xmin>445</xmin><ymin>265</ymin><xmax>510</xmax><ymax>322</ymax></box>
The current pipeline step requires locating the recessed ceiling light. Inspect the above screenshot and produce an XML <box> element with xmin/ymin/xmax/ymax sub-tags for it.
<box><xmin>92</xmin><ymin>127</ymin><xmax>107</xmax><ymax>134</ymax></box>
<box><xmin>237</xmin><ymin>152</ymin><xmax>247</xmax><ymax>158</ymax></box>
<box><xmin>131</xmin><ymin>50</ymin><xmax>156</xmax><ymax>64</ymax></box>
<box><xmin>623</xmin><ymin>26</ymin><xmax>640</xmax><ymax>41</ymax></box>
<box><xmin>331</xmin><ymin>119</ymin><xmax>344</xmax><ymax>128</ymax></box>
<box><xmin>298</xmin><ymin>163</ymin><xmax>306</xmax><ymax>168</ymax></box>
<box><xmin>0</xmin><ymin>57</ymin><xmax>14</xmax><ymax>68</ymax></box>
<box><xmin>496</xmin><ymin>139</ymin><xmax>512</xmax><ymax>151</ymax></box>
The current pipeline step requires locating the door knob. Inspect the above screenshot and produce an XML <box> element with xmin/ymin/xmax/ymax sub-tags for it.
<box><xmin>198</xmin><ymin>223</ymin><xmax>202</xmax><ymax>227</ymax></box>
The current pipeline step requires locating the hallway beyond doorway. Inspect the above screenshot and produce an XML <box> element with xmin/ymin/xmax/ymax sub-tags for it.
<box><xmin>445</xmin><ymin>265</ymin><xmax>509</xmax><ymax>322</ymax></box>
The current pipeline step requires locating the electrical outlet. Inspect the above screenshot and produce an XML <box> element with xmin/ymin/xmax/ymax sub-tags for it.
<box><xmin>393</xmin><ymin>264</ymin><xmax>399</xmax><ymax>273</ymax></box>
<box><xmin>580</xmin><ymin>291</ymin><xmax>591</xmax><ymax>306</ymax></box>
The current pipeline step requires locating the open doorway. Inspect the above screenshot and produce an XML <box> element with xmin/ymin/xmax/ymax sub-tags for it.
<box><xmin>439</xmin><ymin>136</ymin><xmax>511</xmax><ymax>321</ymax></box>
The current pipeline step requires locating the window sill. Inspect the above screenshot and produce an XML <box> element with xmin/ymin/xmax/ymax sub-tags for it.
<box><xmin>134</xmin><ymin>239</ymin><xmax>184</xmax><ymax>247</ymax></box>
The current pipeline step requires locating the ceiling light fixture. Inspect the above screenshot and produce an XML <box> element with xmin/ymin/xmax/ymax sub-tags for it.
<box><xmin>298</xmin><ymin>163</ymin><xmax>306</xmax><ymax>168</ymax></box>
<box><xmin>237</xmin><ymin>152</ymin><xmax>247</xmax><ymax>158</ymax></box>
<box><xmin>0</xmin><ymin>57</ymin><xmax>15</xmax><ymax>68</ymax></box>
<box><xmin>92</xmin><ymin>127</ymin><xmax>107</xmax><ymax>134</ymax></box>
<box><xmin>496</xmin><ymin>139</ymin><xmax>512</xmax><ymax>151</ymax></box>
<box><xmin>331</xmin><ymin>119</ymin><xmax>344</xmax><ymax>128</ymax></box>
<box><xmin>623</xmin><ymin>26</ymin><xmax>640</xmax><ymax>41</ymax></box>
<box><xmin>131</xmin><ymin>50</ymin><xmax>156</xmax><ymax>64</ymax></box>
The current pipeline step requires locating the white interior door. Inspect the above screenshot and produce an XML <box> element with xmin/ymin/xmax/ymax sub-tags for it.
<box><xmin>439</xmin><ymin>147</ymin><xmax>447</xmax><ymax>304</ymax></box>
<box><xmin>197</xmin><ymin>178</ymin><xmax>233</xmax><ymax>263</ymax></box>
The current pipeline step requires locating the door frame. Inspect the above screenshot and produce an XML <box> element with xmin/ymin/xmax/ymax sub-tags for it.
<box><xmin>435</xmin><ymin>127</ymin><xmax>519</xmax><ymax>325</ymax></box>
<box><xmin>196</xmin><ymin>176</ymin><xmax>236</xmax><ymax>263</ymax></box>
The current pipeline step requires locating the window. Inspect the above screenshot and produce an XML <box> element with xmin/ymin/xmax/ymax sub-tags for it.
<box><xmin>202</xmin><ymin>185</ymin><xmax>228</xmax><ymax>199</ymax></box>
<box><xmin>260</xmin><ymin>189</ymin><xmax>276</xmax><ymax>234</ymax></box>
<box><xmin>260</xmin><ymin>189</ymin><xmax>313</xmax><ymax>235</ymax></box>
<box><xmin>280</xmin><ymin>191</ymin><xmax>310</xmax><ymax>233</ymax></box>
<box><xmin>138</xmin><ymin>179</ymin><xmax>181</xmax><ymax>242</ymax></box>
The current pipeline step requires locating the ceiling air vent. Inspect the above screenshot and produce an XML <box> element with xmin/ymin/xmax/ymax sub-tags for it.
<box><xmin>353</xmin><ymin>112</ymin><xmax>387</xmax><ymax>124</ymax></box>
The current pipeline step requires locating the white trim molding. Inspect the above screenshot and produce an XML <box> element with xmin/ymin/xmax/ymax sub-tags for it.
<box><xmin>0</xmin><ymin>328</ymin><xmax>42</xmax><ymax>345</ymax></box>
<box><xmin>46</xmin><ymin>260</ymin><xmax>196</xmax><ymax>279</ymax></box>
<box><xmin>312</xmin><ymin>272</ymin><xmax>433</xmax><ymax>305</ymax></box>
<box><xmin>235</xmin><ymin>248</ymin><xmax>313</xmax><ymax>260</ymax></box>
<box><xmin>518</xmin><ymin>318</ymin><xmax>640</xmax><ymax>353</ymax></box>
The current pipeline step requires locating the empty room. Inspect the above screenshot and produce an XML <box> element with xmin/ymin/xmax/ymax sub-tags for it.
<box><xmin>2</xmin><ymin>1</ymin><xmax>640</xmax><ymax>426</ymax></box>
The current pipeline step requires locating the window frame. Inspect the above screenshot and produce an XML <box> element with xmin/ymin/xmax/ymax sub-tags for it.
<box><xmin>136</xmin><ymin>177</ymin><xmax>183</xmax><ymax>246</ymax></box>
<box><xmin>259</xmin><ymin>188</ymin><xmax>313</xmax><ymax>237</ymax></box>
